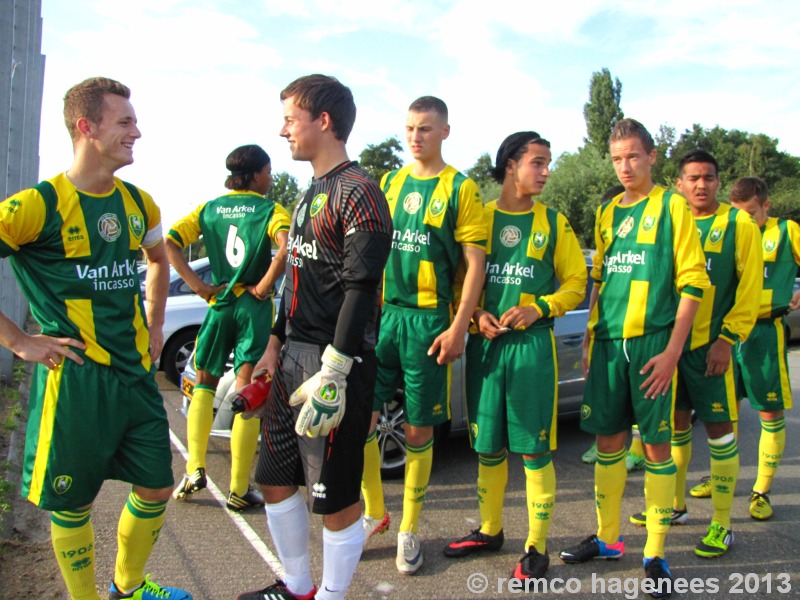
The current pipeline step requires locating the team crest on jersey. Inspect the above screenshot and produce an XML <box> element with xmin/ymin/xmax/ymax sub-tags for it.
<box><xmin>641</xmin><ymin>214</ymin><xmax>657</xmax><ymax>232</ymax></box>
<box><xmin>296</xmin><ymin>203</ymin><xmax>307</xmax><ymax>227</ymax></box>
<box><xmin>616</xmin><ymin>216</ymin><xmax>634</xmax><ymax>238</ymax></box>
<box><xmin>580</xmin><ymin>405</ymin><xmax>591</xmax><ymax>420</ymax></box>
<box><xmin>709</xmin><ymin>228</ymin><xmax>723</xmax><ymax>244</ymax></box>
<box><xmin>532</xmin><ymin>231</ymin><xmax>548</xmax><ymax>250</ymax></box>
<box><xmin>470</xmin><ymin>423</ymin><xmax>479</xmax><ymax>440</ymax></box>
<box><xmin>53</xmin><ymin>475</ymin><xmax>72</xmax><ymax>494</ymax></box>
<box><xmin>128</xmin><ymin>214</ymin><xmax>144</xmax><ymax>240</ymax></box>
<box><xmin>403</xmin><ymin>192</ymin><xmax>423</xmax><ymax>215</ymax></box>
<box><xmin>428</xmin><ymin>197</ymin><xmax>446</xmax><ymax>218</ymax></box>
<box><xmin>500</xmin><ymin>225</ymin><xmax>522</xmax><ymax>248</ymax></box>
<box><xmin>310</xmin><ymin>194</ymin><xmax>328</xmax><ymax>217</ymax></box>
<box><xmin>763</xmin><ymin>239</ymin><xmax>777</xmax><ymax>253</ymax></box>
<box><xmin>98</xmin><ymin>213</ymin><xmax>121</xmax><ymax>242</ymax></box>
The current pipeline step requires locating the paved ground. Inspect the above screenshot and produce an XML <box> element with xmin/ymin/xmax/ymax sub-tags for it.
<box><xmin>59</xmin><ymin>346</ymin><xmax>800</xmax><ymax>598</ymax></box>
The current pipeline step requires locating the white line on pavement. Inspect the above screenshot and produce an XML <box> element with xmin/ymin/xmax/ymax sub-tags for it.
<box><xmin>169</xmin><ymin>430</ymin><xmax>284</xmax><ymax>577</ymax></box>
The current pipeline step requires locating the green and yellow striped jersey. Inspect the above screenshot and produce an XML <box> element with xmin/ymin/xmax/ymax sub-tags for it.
<box><xmin>757</xmin><ymin>216</ymin><xmax>800</xmax><ymax>319</ymax></box>
<box><xmin>479</xmin><ymin>200</ymin><xmax>587</xmax><ymax>329</ymax></box>
<box><xmin>380</xmin><ymin>165</ymin><xmax>487</xmax><ymax>309</ymax></box>
<box><xmin>688</xmin><ymin>204</ymin><xmax>762</xmax><ymax>350</ymax></box>
<box><xmin>588</xmin><ymin>186</ymin><xmax>710</xmax><ymax>340</ymax></box>
<box><xmin>167</xmin><ymin>191</ymin><xmax>290</xmax><ymax>307</ymax></box>
<box><xmin>0</xmin><ymin>173</ymin><xmax>163</xmax><ymax>382</ymax></box>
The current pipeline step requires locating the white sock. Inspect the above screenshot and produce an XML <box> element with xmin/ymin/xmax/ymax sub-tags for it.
<box><xmin>317</xmin><ymin>519</ymin><xmax>364</xmax><ymax>600</ymax></box>
<box><xmin>265</xmin><ymin>491</ymin><xmax>314</xmax><ymax>597</ymax></box>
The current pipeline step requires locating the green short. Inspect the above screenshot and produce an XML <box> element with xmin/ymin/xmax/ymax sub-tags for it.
<box><xmin>736</xmin><ymin>317</ymin><xmax>793</xmax><ymax>411</ymax></box>
<box><xmin>675</xmin><ymin>342</ymin><xmax>738</xmax><ymax>423</ymax></box>
<box><xmin>373</xmin><ymin>303</ymin><xmax>451</xmax><ymax>426</ymax></box>
<box><xmin>194</xmin><ymin>293</ymin><xmax>274</xmax><ymax>377</ymax></box>
<box><xmin>21</xmin><ymin>360</ymin><xmax>173</xmax><ymax>511</ymax></box>
<box><xmin>465</xmin><ymin>328</ymin><xmax>557</xmax><ymax>455</ymax></box>
<box><xmin>580</xmin><ymin>328</ymin><xmax>674</xmax><ymax>444</ymax></box>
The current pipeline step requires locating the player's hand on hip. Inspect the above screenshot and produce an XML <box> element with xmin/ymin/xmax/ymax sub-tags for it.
<box><xmin>290</xmin><ymin>345</ymin><xmax>353</xmax><ymax>437</ymax></box>
<box><xmin>15</xmin><ymin>334</ymin><xmax>85</xmax><ymax>369</ymax></box>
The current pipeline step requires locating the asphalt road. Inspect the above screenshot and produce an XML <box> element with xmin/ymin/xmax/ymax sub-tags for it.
<box><xmin>87</xmin><ymin>347</ymin><xmax>800</xmax><ymax>600</ymax></box>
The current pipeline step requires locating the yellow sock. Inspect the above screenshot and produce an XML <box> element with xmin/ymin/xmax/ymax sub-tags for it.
<box><xmin>51</xmin><ymin>508</ymin><xmax>101</xmax><ymax>600</ymax></box>
<box><xmin>524</xmin><ymin>454</ymin><xmax>555</xmax><ymax>552</ymax></box>
<box><xmin>361</xmin><ymin>430</ymin><xmax>386</xmax><ymax>520</ymax></box>
<box><xmin>230</xmin><ymin>414</ymin><xmax>261</xmax><ymax>495</ymax></box>
<box><xmin>709</xmin><ymin>435</ymin><xmax>738</xmax><ymax>528</ymax></box>
<box><xmin>629</xmin><ymin>426</ymin><xmax>644</xmax><ymax>458</ymax></box>
<box><xmin>733</xmin><ymin>420</ymin><xmax>738</xmax><ymax>439</ymax></box>
<box><xmin>477</xmin><ymin>451</ymin><xmax>508</xmax><ymax>536</ymax></box>
<box><xmin>186</xmin><ymin>385</ymin><xmax>215</xmax><ymax>473</ymax></box>
<box><xmin>595</xmin><ymin>448</ymin><xmax>627</xmax><ymax>544</ymax></box>
<box><xmin>114</xmin><ymin>491</ymin><xmax>167</xmax><ymax>593</ymax></box>
<box><xmin>754</xmin><ymin>416</ymin><xmax>785</xmax><ymax>494</ymax></box>
<box><xmin>399</xmin><ymin>438</ymin><xmax>433</xmax><ymax>534</ymax></box>
<box><xmin>643</xmin><ymin>458</ymin><xmax>677</xmax><ymax>559</ymax></box>
<box><xmin>670</xmin><ymin>428</ymin><xmax>692</xmax><ymax>511</ymax></box>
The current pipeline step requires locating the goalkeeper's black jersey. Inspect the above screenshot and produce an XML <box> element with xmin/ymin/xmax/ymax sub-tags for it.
<box><xmin>280</xmin><ymin>161</ymin><xmax>392</xmax><ymax>350</ymax></box>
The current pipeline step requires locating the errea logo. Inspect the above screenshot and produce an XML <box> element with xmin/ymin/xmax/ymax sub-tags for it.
<box><xmin>312</xmin><ymin>482</ymin><xmax>327</xmax><ymax>499</ymax></box>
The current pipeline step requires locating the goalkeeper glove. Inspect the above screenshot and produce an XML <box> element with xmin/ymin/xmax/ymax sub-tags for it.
<box><xmin>290</xmin><ymin>345</ymin><xmax>353</xmax><ymax>437</ymax></box>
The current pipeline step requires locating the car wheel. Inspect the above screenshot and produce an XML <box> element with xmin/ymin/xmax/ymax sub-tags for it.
<box><xmin>162</xmin><ymin>328</ymin><xmax>198</xmax><ymax>387</ymax></box>
<box><xmin>377</xmin><ymin>393</ymin><xmax>407</xmax><ymax>480</ymax></box>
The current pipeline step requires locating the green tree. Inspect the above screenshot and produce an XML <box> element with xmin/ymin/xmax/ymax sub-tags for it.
<box><xmin>652</xmin><ymin>124</ymin><xmax>678</xmax><ymax>186</ymax></box>
<box><xmin>539</xmin><ymin>145</ymin><xmax>619</xmax><ymax>248</ymax></box>
<box><xmin>466</xmin><ymin>153</ymin><xmax>501</xmax><ymax>201</ymax></box>
<box><xmin>270</xmin><ymin>171</ymin><xmax>300</xmax><ymax>207</ymax></box>
<box><xmin>359</xmin><ymin>136</ymin><xmax>403</xmax><ymax>183</ymax></box>
<box><xmin>583</xmin><ymin>68</ymin><xmax>624</xmax><ymax>156</ymax></box>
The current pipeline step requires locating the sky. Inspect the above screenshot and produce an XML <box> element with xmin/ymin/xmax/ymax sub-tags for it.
<box><xmin>37</xmin><ymin>0</ymin><xmax>800</xmax><ymax>229</ymax></box>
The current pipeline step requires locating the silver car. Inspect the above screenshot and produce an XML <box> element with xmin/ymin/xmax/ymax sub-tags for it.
<box><xmin>181</xmin><ymin>259</ymin><xmax>593</xmax><ymax>478</ymax></box>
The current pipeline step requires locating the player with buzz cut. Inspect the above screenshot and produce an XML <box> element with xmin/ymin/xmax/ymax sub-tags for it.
<box><xmin>167</xmin><ymin>144</ymin><xmax>289</xmax><ymax>512</ymax></box>
<box><xmin>359</xmin><ymin>95</ymin><xmax>487</xmax><ymax>574</ymax></box>
<box><xmin>0</xmin><ymin>77</ymin><xmax>191</xmax><ymax>599</ymax></box>
<box><xmin>558</xmin><ymin>118</ymin><xmax>709</xmax><ymax>600</ymax></box>
<box><xmin>728</xmin><ymin>177</ymin><xmax>800</xmax><ymax>521</ymax></box>
<box><xmin>627</xmin><ymin>150</ymin><xmax>762</xmax><ymax>559</ymax></box>
<box><xmin>442</xmin><ymin>131</ymin><xmax>587</xmax><ymax>582</ymax></box>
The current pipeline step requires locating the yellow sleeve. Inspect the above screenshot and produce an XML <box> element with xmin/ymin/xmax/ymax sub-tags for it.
<box><xmin>0</xmin><ymin>188</ymin><xmax>46</xmax><ymax>255</ymax></box>
<box><xmin>138</xmin><ymin>188</ymin><xmax>164</xmax><ymax>248</ymax></box>
<box><xmin>720</xmin><ymin>211</ymin><xmax>763</xmax><ymax>344</ymax></box>
<box><xmin>268</xmin><ymin>202</ymin><xmax>292</xmax><ymax>245</ymax></box>
<box><xmin>536</xmin><ymin>213</ymin><xmax>588</xmax><ymax>318</ymax></box>
<box><xmin>454</xmin><ymin>177</ymin><xmax>487</xmax><ymax>250</ymax></box>
<box><xmin>166</xmin><ymin>204</ymin><xmax>205</xmax><ymax>248</ymax></box>
<box><xmin>670</xmin><ymin>194</ymin><xmax>710</xmax><ymax>300</ymax></box>
<box><xmin>789</xmin><ymin>219</ymin><xmax>800</xmax><ymax>266</ymax></box>
<box><xmin>590</xmin><ymin>204</ymin><xmax>605</xmax><ymax>283</ymax></box>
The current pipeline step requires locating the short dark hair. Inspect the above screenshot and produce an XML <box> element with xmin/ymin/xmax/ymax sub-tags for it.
<box><xmin>601</xmin><ymin>184</ymin><xmax>626</xmax><ymax>203</ymax></box>
<box><xmin>491</xmin><ymin>131</ymin><xmax>551</xmax><ymax>183</ymax></box>
<box><xmin>730</xmin><ymin>177</ymin><xmax>769</xmax><ymax>205</ymax></box>
<box><xmin>63</xmin><ymin>77</ymin><xmax>130</xmax><ymax>139</ymax></box>
<box><xmin>610</xmin><ymin>118</ymin><xmax>654</xmax><ymax>153</ymax></box>
<box><xmin>224</xmin><ymin>145</ymin><xmax>270</xmax><ymax>190</ymax></box>
<box><xmin>408</xmin><ymin>96</ymin><xmax>448</xmax><ymax>122</ymax></box>
<box><xmin>678</xmin><ymin>149</ymin><xmax>719</xmax><ymax>177</ymax></box>
<box><xmin>280</xmin><ymin>74</ymin><xmax>356</xmax><ymax>142</ymax></box>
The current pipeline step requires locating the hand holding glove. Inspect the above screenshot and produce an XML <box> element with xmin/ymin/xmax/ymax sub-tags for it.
<box><xmin>290</xmin><ymin>345</ymin><xmax>353</xmax><ymax>437</ymax></box>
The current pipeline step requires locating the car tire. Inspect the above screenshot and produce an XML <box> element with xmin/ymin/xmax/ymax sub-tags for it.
<box><xmin>162</xmin><ymin>328</ymin><xmax>198</xmax><ymax>387</ymax></box>
<box><xmin>376</xmin><ymin>390</ymin><xmax>446</xmax><ymax>480</ymax></box>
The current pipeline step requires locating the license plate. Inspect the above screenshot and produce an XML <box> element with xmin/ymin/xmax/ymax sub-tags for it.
<box><xmin>181</xmin><ymin>376</ymin><xmax>195</xmax><ymax>399</ymax></box>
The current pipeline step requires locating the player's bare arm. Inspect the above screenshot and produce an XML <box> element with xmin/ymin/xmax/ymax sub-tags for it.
<box><xmin>581</xmin><ymin>283</ymin><xmax>601</xmax><ymax>376</ymax></box>
<box><xmin>142</xmin><ymin>239</ymin><xmax>170</xmax><ymax>362</ymax></box>
<box><xmin>428</xmin><ymin>244</ymin><xmax>485</xmax><ymax>364</ymax></box>
<box><xmin>164</xmin><ymin>239</ymin><xmax>226</xmax><ymax>301</ymax></box>
<box><xmin>0</xmin><ymin>310</ymin><xmax>85</xmax><ymax>368</ymax></box>
<box><xmin>254</xmin><ymin>334</ymin><xmax>283</xmax><ymax>379</ymax></box>
<box><xmin>705</xmin><ymin>338</ymin><xmax>734</xmax><ymax>377</ymax></box>
<box><xmin>790</xmin><ymin>289</ymin><xmax>800</xmax><ymax>311</ymax></box>
<box><xmin>640</xmin><ymin>296</ymin><xmax>700</xmax><ymax>399</ymax></box>
<box><xmin>247</xmin><ymin>231</ymin><xmax>288</xmax><ymax>301</ymax></box>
